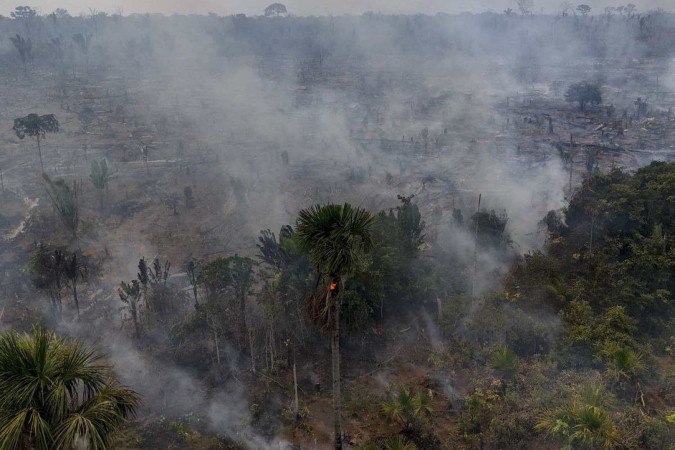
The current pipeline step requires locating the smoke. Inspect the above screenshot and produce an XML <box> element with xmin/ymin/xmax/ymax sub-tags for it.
<box><xmin>7</xmin><ymin>0</ymin><xmax>675</xmax><ymax>17</ymax></box>
<box><xmin>2</xmin><ymin>7</ymin><xmax>674</xmax><ymax>448</ymax></box>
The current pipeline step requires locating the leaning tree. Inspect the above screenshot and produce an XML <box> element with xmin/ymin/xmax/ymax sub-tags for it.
<box><xmin>296</xmin><ymin>203</ymin><xmax>374</xmax><ymax>449</ymax></box>
<box><xmin>13</xmin><ymin>113</ymin><xmax>60</xmax><ymax>173</ymax></box>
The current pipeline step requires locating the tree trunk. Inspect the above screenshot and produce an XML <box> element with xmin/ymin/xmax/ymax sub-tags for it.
<box><xmin>293</xmin><ymin>351</ymin><xmax>300</xmax><ymax>421</ymax></box>
<box><xmin>331</xmin><ymin>288</ymin><xmax>344</xmax><ymax>449</ymax></box>
<box><xmin>36</xmin><ymin>134</ymin><xmax>44</xmax><ymax>174</ymax></box>
<box><xmin>72</xmin><ymin>283</ymin><xmax>79</xmax><ymax>318</ymax></box>
<box><xmin>248</xmin><ymin>325</ymin><xmax>255</xmax><ymax>374</ymax></box>
<box><xmin>240</xmin><ymin>295</ymin><xmax>249</xmax><ymax>352</ymax></box>
<box><xmin>471</xmin><ymin>194</ymin><xmax>482</xmax><ymax>299</ymax></box>
<box><xmin>214</xmin><ymin>329</ymin><xmax>220</xmax><ymax>365</ymax></box>
<box><xmin>132</xmin><ymin>305</ymin><xmax>139</xmax><ymax>337</ymax></box>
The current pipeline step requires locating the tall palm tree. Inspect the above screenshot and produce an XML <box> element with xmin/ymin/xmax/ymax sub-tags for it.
<box><xmin>296</xmin><ymin>203</ymin><xmax>374</xmax><ymax>449</ymax></box>
<box><xmin>0</xmin><ymin>328</ymin><xmax>140</xmax><ymax>449</ymax></box>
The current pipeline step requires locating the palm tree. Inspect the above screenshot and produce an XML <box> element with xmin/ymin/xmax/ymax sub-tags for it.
<box><xmin>536</xmin><ymin>384</ymin><xmax>619</xmax><ymax>449</ymax></box>
<box><xmin>296</xmin><ymin>203</ymin><xmax>374</xmax><ymax>449</ymax></box>
<box><xmin>0</xmin><ymin>328</ymin><xmax>139</xmax><ymax>449</ymax></box>
<box><xmin>381</xmin><ymin>387</ymin><xmax>433</xmax><ymax>430</ymax></box>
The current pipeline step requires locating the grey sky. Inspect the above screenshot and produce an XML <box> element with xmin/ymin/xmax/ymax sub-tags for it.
<box><xmin>1</xmin><ymin>0</ymin><xmax>673</xmax><ymax>17</ymax></box>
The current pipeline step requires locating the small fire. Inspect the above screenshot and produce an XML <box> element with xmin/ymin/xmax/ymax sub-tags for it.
<box><xmin>329</xmin><ymin>281</ymin><xmax>338</xmax><ymax>291</ymax></box>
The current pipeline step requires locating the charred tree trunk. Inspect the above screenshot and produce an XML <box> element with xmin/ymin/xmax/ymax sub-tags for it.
<box><xmin>293</xmin><ymin>350</ymin><xmax>300</xmax><ymax>421</ymax></box>
<box><xmin>131</xmin><ymin>306</ymin><xmax>139</xmax><ymax>338</ymax></box>
<box><xmin>72</xmin><ymin>283</ymin><xmax>79</xmax><ymax>318</ymax></box>
<box><xmin>214</xmin><ymin>329</ymin><xmax>221</xmax><ymax>366</ymax></box>
<box><xmin>36</xmin><ymin>134</ymin><xmax>44</xmax><ymax>174</ymax></box>
<box><xmin>331</xmin><ymin>285</ymin><xmax>344</xmax><ymax>449</ymax></box>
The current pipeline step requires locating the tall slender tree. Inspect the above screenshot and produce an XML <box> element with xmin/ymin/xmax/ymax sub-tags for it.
<box><xmin>13</xmin><ymin>114</ymin><xmax>60</xmax><ymax>173</ymax></box>
<box><xmin>63</xmin><ymin>252</ymin><xmax>87</xmax><ymax>317</ymax></box>
<box><xmin>296</xmin><ymin>203</ymin><xmax>374</xmax><ymax>449</ymax></box>
<box><xmin>9</xmin><ymin>34</ymin><xmax>32</xmax><ymax>76</ymax></box>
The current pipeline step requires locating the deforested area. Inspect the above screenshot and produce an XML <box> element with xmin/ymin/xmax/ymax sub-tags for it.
<box><xmin>0</xmin><ymin>2</ymin><xmax>674</xmax><ymax>449</ymax></box>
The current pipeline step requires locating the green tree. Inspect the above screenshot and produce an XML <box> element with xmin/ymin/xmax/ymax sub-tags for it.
<box><xmin>396</xmin><ymin>195</ymin><xmax>425</xmax><ymax>257</ymax></box>
<box><xmin>13</xmin><ymin>114</ymin><xmax>60</xmax><ymax>173</ymax></box>
<box><xmin>229</xmin><ymin>255</ymin><xmax>254</xmax><ymax>345</ymax></box>
<box><xmin>381</xmin><ymin>387</ymin><xmax>433</xmax><ymax>430</ymax></box>
<box><xmin>491</xmin><ymin>346</ymin><xmax>519</xmax><ymax>379</ymax></box>
<box><xmin>197</xmin><ymin>255</ymin><xmax>254</xmax><ymax>350</ymax></box>
<box><xmin>471</xmin><ymin>209</ymin><xmax>511</xmax><ymax>250</ymax></box>
<box><xmin>536</xmin><ymin>385</ymin><xmax>619</xmax><ymax>449</ymax></box>
<box><xmin>296</xmin><ymin>203</ymin><xmax>374</xmax><ymax>449</ymax></box>
<box><xmin>565</xmin><ymin>82</ymin><xmax>602</xmax><ymax>111</ymax></box>
<box><xmin>0</xmin><ymin>328</ymin><xmax>139</xmax><ymax>449</ymax></box>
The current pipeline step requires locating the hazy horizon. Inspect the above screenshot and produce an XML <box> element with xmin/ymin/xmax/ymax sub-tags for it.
<box><xmin>1</xmin><ymin>0</ymin><xmax>674</xmax><ymax>17</ymax></box>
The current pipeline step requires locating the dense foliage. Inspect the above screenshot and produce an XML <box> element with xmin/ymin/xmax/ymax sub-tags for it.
<box><xmin>0</xmin><ymin>328</ymin><xmax>139</xmax><ymax>450</ymax></box>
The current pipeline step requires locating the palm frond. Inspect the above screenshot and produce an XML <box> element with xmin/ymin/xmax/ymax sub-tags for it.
<box><xmin>0</xmin><ymin>328</ymin><xmax>139</xmax><ymax>449</ymax></box>
<box><xmin>296</xmin><ymin>203</ymin><xmax>374</xmax><ymax>276</ymax></box>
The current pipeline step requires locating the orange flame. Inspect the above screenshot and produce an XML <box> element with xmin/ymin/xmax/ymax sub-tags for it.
<box><xmin>329</xmin><ymin>281</ymin><xmax>338</xmax><ymax>291</ymax></box>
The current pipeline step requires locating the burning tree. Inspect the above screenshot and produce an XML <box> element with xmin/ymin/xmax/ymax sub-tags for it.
<box><xmin>296</xmin><ymin>203</ymin><xmax>374</xmax><ymax>449</ymax></box>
